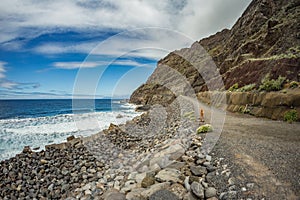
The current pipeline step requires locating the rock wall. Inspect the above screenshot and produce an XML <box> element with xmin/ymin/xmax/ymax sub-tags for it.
<box><xmin>197</xmin><ymin>88</ymin><xmax>300</xmax><ymax>121</ymax></box>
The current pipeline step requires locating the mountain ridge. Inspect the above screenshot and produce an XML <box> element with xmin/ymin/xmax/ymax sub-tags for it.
<box><xmin>130</xmin><ymin>0</ymin><xmax>300</xmax><ymax>106</ymax></box>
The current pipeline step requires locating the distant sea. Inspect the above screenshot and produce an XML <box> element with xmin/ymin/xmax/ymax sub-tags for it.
<box><xmin>0</xmin><ymin>99</ymin><xmax>140</xmax><ymax>161</ymax></box>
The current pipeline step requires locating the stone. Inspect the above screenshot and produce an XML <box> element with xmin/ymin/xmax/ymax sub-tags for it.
<box><xmin>40</xmin><ymin>159</ymin><xmax>48</xmax><ymax>164</ymax></box>
<box><xmin>89</xmin><ymin>168</ymin><xmax>97</xmax><ymax>174</ymax></box>
<box><xmin>228</xmin><ymin>185</ymin><xmax>236</xmax><ymax>191</ymax></box>
<box><xmin>189</xmin><ymin>175</ymin><xmax>201</xmax><ymax>183</ymax></box>
<box><xmin>169</xmin><ymin>183</ymin><xmax>187</xmax><ymax>198</ymax></box>
<box><xmin>128</xmin><ymin>172</ymin><xmax>138</xmax><ymax>180</ymax></box>
<box><xmin>184</xmin><ymin>176</ymin><xmax>191</xmax><ymax>191</ymax></box>
<box><xmin>205</xmin><ymin>187</ymin><xmax>217</xmax><ymax>198</ymax></box>
<box><xmin>155</xmin><ymin>168</ymin><xmax>182</xmax><ymax>183</ymax></box>
<box><xmin>150</xmin><ymin>163</ymin><xmax>161</xmax><ymax>172</ymax></box>
<box><xmin>22</xmin><ymin>146</ymin><xmax>32</xmax><ymax>153</ymax></box>
<box><xmin>121</xmin><ymin>180</ymin><xmax>137</xmax><ymax>193</ymax></box>
<box><xmin>114</xmin><ymin>180</ymin><xmax>121</xmax><ymax>190</ymax></box>
<box><xmin>138</xmin><ymin>165</ymin><xmax>149</xmax><ymax>173</ymax></box>
<box><xmin>206</xmin><ymin>165</ymin><xmax>216</xmax><ymax>172</ymax></box>
<box><xmin>183</xmin><ymin>192</ymin><xmax>199</xmax><ymax>200</ymax></box>
<box><xmin>166</xmin><ymin>161</ymin><xmax>185</xmax><ymax>170</ymax></box>
<box><xmin>246</xmin><ymin>183</ymin><xmax>254</xmax><ymax>188</ymax></box>
<box><xmin>219</xmin><ymin>191</ymin><xmax>237</xmax><ymax>200</ymax></box>
<box><xmin>115</xmin><ymin>176</ymin><xmax>124</xmax><ymax>181</ymax></box>
<box><xmin>141</xmin><ymin>175</ymin><xmax>155</xmax><ymax>188</ymax></box>
<box><xmin>82</xmin><ymin>183</ymin><xmax>92</xmax><ymax>191</ymax></box>
<box><xmin>141</xmin><ymin>182</ymin><xmax>170</xmax><ymax>198</ymax></box>
<box><xmin>190</xmin><ymin>182</ymin><xmax>204</xmax><ymax>199</ymax></box>
<box><xmin>126</xmin><ymin>188</ymin><xmax>146</xmax><ymax>200</ymax></box>
<box><xmin>159</xmin><ymin>144</ymin><xmax>185</xmax><ymax>161</ymax></box>
<box><xmin>135</xmin><ymin>172</ymin><xmax>147</xmax><ymax>184</ymax></box>
<box><xmin>201</xmin><ymin>181</ymin><xmax>208</xmax><ymax>188</ymax></box>
<box><xmin>206</xmin><ymin>172</ymin><xmax>215</xmax><ymax>184</ymax></box>
<box><xmin>150</xmin><ymin>156</ymin><xmax>172</xmax><ymax>169</ymax></box>
<box><xmin>207</xmin><ymin>197</ymin><xmax>218</xmax><ymax>200</ymax></box>
<box><xmin>67</xmin><ymin>135</ymin><xmax>75</xmax><ymax>141</ymax></box>
<box><xmin>116</xmin><ymin>114</ymin><xmax>123</xmax><ymax>118</ymax></box>
<box><xmin>182</xmin><ymin>156</ymin><xmax>194</xmax><ymax>163</ymax></box>
<box><xmin>206</xmin><ymin>155</ymin><xmax>212</xmax><ymax>162</ymax></box>
<box><xmin>47</xmin><ymin>183</ymin><xmax>54</xmax><ymax>191</ymax></box>
<box><xmin>198</xmin><ymin>154</ymin><xmax>205</xmax><ymax>159</ymax></box>
<box><xmin>61</xmin><ymin>184</ymin><xmax>70</xmax><ymax>192</ymax></box>
<box><xmin>190</xmin><ymin>166</ymin><xmax>207</xmax><ymax>176</ymax></box>
<box><xmin>149</xmin><ymin>189</ymin><xmax>180</xmax><ymax>200</ymax></box>
<box><xmin>103</xmin><ymin>189</ymin><xmax>126</xmax><ymax>200</ymax></box>
<box><xmin>85</xmin><ymin>189</ymin><xmax>92</xmax><ymax>195</ymax></box>
<box><xmin>228</xmin><ymin>177</ymin><xmax>235</xmax><ymax>186</ymax></box>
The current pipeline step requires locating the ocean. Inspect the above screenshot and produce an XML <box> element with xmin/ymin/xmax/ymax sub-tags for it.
<box><xmin>0</xmin><ymin>99</ymin><xmax>140</xmax><ymax>161</ymax></box>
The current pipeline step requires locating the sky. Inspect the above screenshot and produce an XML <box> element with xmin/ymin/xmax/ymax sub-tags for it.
<box><xmin>0</xmin><ymin>0</ymin><xmax>251</xmax><ymax>99</ymax></box>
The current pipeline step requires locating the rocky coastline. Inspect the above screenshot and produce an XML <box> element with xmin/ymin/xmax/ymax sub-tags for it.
<box><xmin>0</xmin><ymin>100</ymin><xmax>247</xmax><ymax>200</ymax></box>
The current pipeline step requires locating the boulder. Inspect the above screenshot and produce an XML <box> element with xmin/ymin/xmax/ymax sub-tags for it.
<box><xmin>149</xmin><ymin>189</ymin><xmax>180</xmax><ymax>200</ymax></box>
<box><xmin>155</xmin><ymin>168</ymin><xmax>182</xmax><ymax>183</ymax></box>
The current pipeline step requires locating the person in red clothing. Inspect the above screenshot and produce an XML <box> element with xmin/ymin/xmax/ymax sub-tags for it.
<box><xmin>200</xmin><ymin>108</ymin><xmax>205</xmax><ymax>122</ymax></box>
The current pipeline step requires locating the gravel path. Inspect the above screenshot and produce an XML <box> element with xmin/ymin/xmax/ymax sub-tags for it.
<box><xmin>184</xmin><ymin>95</ymin><xmax>300</xmax><ymax>199</ymax></box>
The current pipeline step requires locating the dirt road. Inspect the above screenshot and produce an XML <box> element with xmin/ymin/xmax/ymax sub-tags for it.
<box><xmin>183</xmin><ymin>96</ymin><xmax>300</xmax><ymax>199</ymax></box>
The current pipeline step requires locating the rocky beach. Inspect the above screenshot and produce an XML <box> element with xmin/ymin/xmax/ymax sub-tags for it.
<box><xmin>1</xmin><ymin>0</ymin><xmax>299</xmax><ymax>199</ymax></box>
<box><xmin>0</xmin><ymin>98</ymin><xmax>238</xmax><ymax>200</ymax></box>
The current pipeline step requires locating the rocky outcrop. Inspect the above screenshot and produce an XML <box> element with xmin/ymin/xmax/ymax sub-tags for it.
<box><xmin>197</xmin><ymin>88</ymin><xmax>300</xmax><ymax>121</ymax></box>
<box><xmin>130</xmin><ymin>0</ymin><xmax>300</xmax><ymax>106</ymax></box>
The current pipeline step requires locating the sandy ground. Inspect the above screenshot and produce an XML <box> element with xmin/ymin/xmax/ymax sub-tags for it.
<box><xmin>184</xmin><ymin>96</ymin><xmax>300</xmax><ymax>200</ymax></box>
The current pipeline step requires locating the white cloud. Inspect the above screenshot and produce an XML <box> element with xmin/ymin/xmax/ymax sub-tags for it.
<box><xmin>0</xmin><ymin>61</ymin><xmax>40</xmax><ymax>89</ymax></box>
<box><xmin>52</xmin><ymin>60</ymin><xmax>155</xmax><ymax>70</ymax></box>
<box><xmin>33</xmin><ymin>28</ymin><xmax>195</xmax><ymax>61</ymax></box>
<box><xmin>0</xmin><ymin>61</ymin><xmax>19</xmax><ymax>89</ymax></box>
<box><xmin>53</xmin><ymin>61</ymin><xmax>100</xmax><ymax>69</ymax></box>
<box><xmin>0</xmin><ymin>61</ymin><xmax>6</xmax><ymax>79</ymax></box>
<box><xmin>0</xmin><ymin>0</ymin><xmax>251</xmax><ymax>48</ymax></box>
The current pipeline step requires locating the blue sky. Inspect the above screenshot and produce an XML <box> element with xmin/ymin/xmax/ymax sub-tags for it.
<box><xmin>0</xmin><ymin>0</ymin><xmax>251</xmax><ymax>99</ymax></box>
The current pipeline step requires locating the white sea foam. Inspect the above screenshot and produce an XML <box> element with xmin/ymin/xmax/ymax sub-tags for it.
<box><xmin>0</xmin><ymin>107</ymin><xmax>140</xmax><ymax>161</ymax></box>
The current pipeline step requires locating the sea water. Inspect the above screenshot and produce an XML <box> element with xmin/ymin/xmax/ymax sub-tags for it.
<box><xmin>0</xmin><ymin>99</ymin><xmax>140</xmax><ymax>161</ymax></box>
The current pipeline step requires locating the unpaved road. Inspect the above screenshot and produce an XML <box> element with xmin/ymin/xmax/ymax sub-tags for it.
<box><xmin>184</xmin><ymin>96</ymin><xmax>300</xmax><ymax>200</ymax></box>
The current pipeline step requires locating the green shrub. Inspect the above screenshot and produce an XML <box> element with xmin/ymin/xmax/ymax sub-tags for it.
<box><xmin>238</xmin><ymin>105</ymin><xmax>250</xmax><ymax>114</ymax></box>
<box><xmin>197</xmin><ymin>124</ymin><xmax>213</xmax><ymax>133</ymax></box>
<box><xmin>238</xmin><ymin>83</ymin><xmax>256</xmax><ymax>92</ymax></box>
<box><xmin>284</xmin><ymin>110</ymin><xmax>298</xmax><ymax>123</ymax></box>
<box><xmin>289</xmin><ymin>81</ymin><xmax>299</xmax><ymax>89</ymax></box>
<box><xmin>259</xmin><ymin>74</ymin><xmax>286</xmax><ymax>91</ymax></box>
<box><xmin>228</xmin><ymin>83</ymin><xmax>239</xmax><ymax>92</ymax></box>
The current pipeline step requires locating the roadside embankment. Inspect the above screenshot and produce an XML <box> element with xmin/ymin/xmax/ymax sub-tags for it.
<box><xmin>197</xmin><ymin>88</ymin><xmax>300</xmax><ymax>121</ymax></box>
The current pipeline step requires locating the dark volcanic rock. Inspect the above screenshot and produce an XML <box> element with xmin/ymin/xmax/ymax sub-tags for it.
<box><xmin>149</xmin><ymin>189</ymin><xmax>180</xmax><ymax>200</ymax></box>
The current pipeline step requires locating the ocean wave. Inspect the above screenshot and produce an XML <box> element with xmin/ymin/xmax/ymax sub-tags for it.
<box><xmin>0</xmin><ymin>109</ymin><xmax>140</xmax><ymax>161</ymax></box>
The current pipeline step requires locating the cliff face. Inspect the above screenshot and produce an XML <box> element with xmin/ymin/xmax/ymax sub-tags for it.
<box><xmin>130</xmin><ymin>0</ymin><xmax>300</xmax><ymax>105</ymax></box>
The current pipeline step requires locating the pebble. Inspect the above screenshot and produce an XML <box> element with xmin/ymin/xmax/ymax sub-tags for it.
<box><xmin>228</xmin><ymin>177</ymin><xmax>235</xmax><ymax>186</ymax></box>
<box><xmin>141</xmin><ymin>175</ymin><xmax>155</xmax><ymax>188</ymax></box>
<box><xmin>206</xmin><ymin>155</ymin><xmax>212</xmax><ymax>162</ymax></box>
<box><xmin>190</xmin><ymin>165</ymin><xmax>207</xmax><ymax>176</ymax></box>
<box><xmin>184</xmin><ymin>176</ymin><xmax>191</xmax><ymax>191</ymax></box>
<box><xmin>205</xmin><ymin>187</ymin><xmax>217</xmax><ymax>198</ymax></box>
<box><xmin>190</xmin><ymin>182</ymin><xmax>204</xmax><ymax>199</ymax></box>
<box><xmin>149</xmin><ymin>189</ymin><xmax>180</xmax><ymax>200</ymax></box>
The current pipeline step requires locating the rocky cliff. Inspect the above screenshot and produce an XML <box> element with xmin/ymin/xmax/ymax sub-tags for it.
<box><xmin>130</xmin><ymin>0</ymin><xmax>300</xmax><ymax>106</ymax></box>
